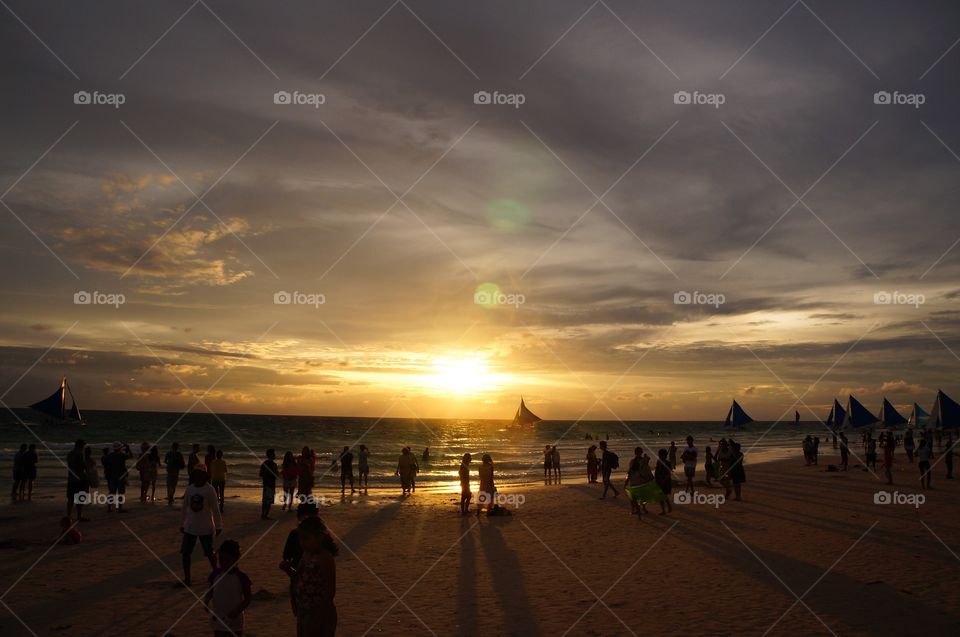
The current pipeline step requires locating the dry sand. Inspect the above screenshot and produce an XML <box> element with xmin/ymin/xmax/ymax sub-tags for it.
<box><xmin>0</xmin><ymin>451</ymin><xmax>958</xmax><ymax>636</ymax></box>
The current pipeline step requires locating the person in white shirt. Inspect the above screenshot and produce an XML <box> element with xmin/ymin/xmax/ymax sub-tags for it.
<box><xmin>180</xmin><ymin>464</ymin><xmax>223</xmax><ymax>585</ymax></box>
<box><xmin>680</xmin><ymin>436</ymin><xmax>698</xmax><ymax>494</ymax></box>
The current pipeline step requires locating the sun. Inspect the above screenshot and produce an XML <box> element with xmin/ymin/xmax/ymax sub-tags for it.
<box><xmin>424</xmin><ymin>356</ymin><xmax>498</xmax><ymax>394</ymax></box>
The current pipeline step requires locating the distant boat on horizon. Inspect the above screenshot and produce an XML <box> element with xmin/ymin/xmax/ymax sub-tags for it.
<box><xmin>510</xmin><ymin>397</ymin><xmax>542</xmax><ymax>428</ymax></box>
<box><xmin>723</xmin><ymin>399</ymin><xmax>753</xmax><ymax>430</ymax></box>
<box><xmin>28</xmin><ymin>377</ymin><xmax>84</xmax><ymax>425</ymax></box>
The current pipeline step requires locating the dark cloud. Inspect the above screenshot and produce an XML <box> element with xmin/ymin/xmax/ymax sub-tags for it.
<box><xmin>2</xmin><ymin>1</ymin><xmax>960</xmax><ymax>417</ymax></box>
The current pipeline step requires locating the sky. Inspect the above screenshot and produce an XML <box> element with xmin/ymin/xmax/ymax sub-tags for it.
<box><xmin>2</xmin><ymin>0</ymin><xmax>960</xmax><ymax>421</ymax></box>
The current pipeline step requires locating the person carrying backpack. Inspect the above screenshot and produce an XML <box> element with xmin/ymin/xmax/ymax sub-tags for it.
<box><xmin>599</xmin><ymin>440</ymin><xmax>619</xmax><ymax>499</ymax></box>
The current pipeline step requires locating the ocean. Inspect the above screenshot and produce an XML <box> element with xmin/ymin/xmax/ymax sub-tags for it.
<box><xmin>0</xmin><ymin>410</ymin><xmax>819</xmax><ymax>492</ymax></box>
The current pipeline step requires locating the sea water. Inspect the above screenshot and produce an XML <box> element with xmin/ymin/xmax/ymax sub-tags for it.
<box><xmin>0</xmin><ymin>410</ymin><xmax>820</xmax><ymax>492</ymax></box>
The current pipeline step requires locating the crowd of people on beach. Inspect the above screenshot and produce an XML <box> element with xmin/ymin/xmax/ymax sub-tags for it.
<box><xmin>6</xmin><ymin>426</ymin><xmax>958</xmax><ymax>636</ymax></box>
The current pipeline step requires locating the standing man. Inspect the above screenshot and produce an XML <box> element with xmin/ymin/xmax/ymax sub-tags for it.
<box><xmin>945</xmin><ymin>432</ymin><xmax>955</xmax><ymax>479</ymax></box>
<box><xmin>11</xmin><ymin>443</ymin><xmax>26</xmax><ymax>501</ymax></box>
<box><xmin>259</xmin><ymin>449</ymin><xmax>279</xmax><ymax>520</ymax></box>
<box><xmin>66</xmin><ymin>439</ymin><xmax>88</xmax><ymax>522</ymax></box>
<box><xmin>164</xmin><ymin>442</ymin><xmax>185</xmax><ymax>506</ymax></box>
<box><xmin>681</xmin><ymin>436</ymin><xmax>698</xmax><ymax>494</ymax></box>
<box><xmin>551</xmin><ymin>445</ymin><xmax>561</xmax><ymax>481</ymax></box>
<box><xmin>459</xmin><ymin>453</ymin><xmax>472</xmax><ymax>516</ymax></box>
<box><xmin>839</xmin><ymin>432</ymin><xmax>849</xmax><ymax>471</ymax></box>
<box><xmin>180</xmin><ymin>464</ymin><xmax>222</xmax><ymax>585</ymax></box>
<box><xmin>599</xmin><ymin>440</ymin><xmax>619</xmax><ymax>499</ymax></box>
<box><xmin>339</xmin><ymin>446</ymin><xmax>355</xmax><ymax>494</ymax></box>
<box><xmin>106</xmin><ymin>442</ymin><xmax>133</xmax><ymax>513</ymax></box>
<box><xmin>187</xmin><ymin>443</ymin><xmax>201</xmax><ymax>476</ymax></box>
<box><xmin>543</xmin><ymin>445</ymin><xmax>553</xmax><ymax>482</ymax></box>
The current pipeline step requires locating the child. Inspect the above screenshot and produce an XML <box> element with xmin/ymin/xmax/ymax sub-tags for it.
<box><xmin>287</xmin><ymin>517</ymin><xmax>338</xmax><ymax>637</ymax></box>
<box><xmin>654</xmin><ymin>449</ymin><xmax>673</xmax><ymax>515</ymax></box>
<box><xmin>59</xmin><ymin>516</ymin><xmax>82</xmax><ymax>545</ymax></box>
<box><xmin>205</xmin><ymin>540</ymin><xmax>251</xmax><ymax>637</ymax></box>
<box><xmin>459</xmin><ymin>453</ymin><xmax>472</xmax><ymax>516</ymax></box>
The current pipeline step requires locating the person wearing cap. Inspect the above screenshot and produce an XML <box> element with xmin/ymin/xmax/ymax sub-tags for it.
<box><xmin>180</xmin><ymin>464</ymin><xmax>223</xmax><ymax>585</ymax></box>
<box><xmin>105</xmin><ymin>442</ymin><xmax>133</xmax><ymax>513</ymax></box>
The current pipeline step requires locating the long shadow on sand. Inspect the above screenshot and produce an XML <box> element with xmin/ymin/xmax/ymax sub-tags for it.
<box><xmin>668</xmin><ymin>518</ymin><xmax>959</xmax><ymax>635</ymax></box>
<box><xmin>478</xmin><ymin>517</ymin><xmax>543</xmax><ymax>637</ymax></box>
<box><xmin>455</xmin><ymin>515</ymin><xmax>480</xmax><ymax>636</ymax></box>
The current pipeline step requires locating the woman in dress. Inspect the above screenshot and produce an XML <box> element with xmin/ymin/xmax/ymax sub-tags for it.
<box><xmin>146</xmin><ymin>446</ymin><xmax>161</xmax><ymax>501</ymax></box>
<box><xmin>287</xmin><ymin>517</ymin><xmax>338</xmax><ymax>637</ymax></box>
<box><xmin>281</xmin><ymin>451</ymin><xmax>299</xmax><ymax>510</ymax></box>
<box><xmin>477</xmin><ymin>454</ymin><xmax>495</xmax><ymax>516</ymax></box>
<box><xmin>729</xmin><ymin>442</ymin><xmax>746</xmax><ymax>501</ymax></box>
<box><xmin>297</xmin><ymin>447</ymin><xmax>316</xmax><ymax>498</ymax></box>
<box><xmin>395</xmin><ymin>447</ymin><xmax>416</xmax><ymax>495</ymax></box>
<box><xmin>357</xmin><ymin>445</ymin><xmax>370</xmax><ymax>488</ymax></box>
<box><xmin>586</xmin><ymin>445</ymin><xmax>598</xmax><ymax>483</ymax></box>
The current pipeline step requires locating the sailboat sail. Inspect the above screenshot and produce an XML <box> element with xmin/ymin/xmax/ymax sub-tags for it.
<box><xmin>908</xmin><ymin>402</ymin><xmax>929</xmax><ymax>428</ymax></box>
<box><xmin>928</xmin><ymin>389</ymin><xmax>960</xmax><ymax>430</ymax></box>
<box><xmin>843</xmin><ymin>395</ymin><xmax>879</xmax><ymax>429</ymax></box>
<box><xmin>29</xmin><ymin>378</ymin><xmax>82</xmax><ymax>423</ymax></box>
<box><xmin>510</xmin><ymin>398</ymin><xmax>541</xmax><ymax>427</ymax></box>
<box><xmin>877</xmin><ymin>398</ymin><xmax>907</xmax><ymax>428</ymax></box>
<box><xmin>826</xmin><ymin>399</ymin><xmax>846</xmax><ymax>430</ymax></box>
<box><xmin>723</xmin><ymin>400</ymin><xmax>753</xmax><ymax>429</ymax></box>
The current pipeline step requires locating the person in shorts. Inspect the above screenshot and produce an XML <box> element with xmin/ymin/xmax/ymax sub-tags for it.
<box><xmin>680</xmin><ymin>436</ymin><xmax>697</xmax><ymax>494</ymax></box>
<box><xmin>181</xmin><ymin>464</ymin><xmax>223</xmax><ymax>585</ymax></box>
<box><xmin>917</xmin><ymin>439</ymin><xmax>933</xmax><ymax>490</ymax></box>
<box><xmin>66</xmin><ymin>439</ymin><xmax>88</xmax><ymax>522</ymax></box>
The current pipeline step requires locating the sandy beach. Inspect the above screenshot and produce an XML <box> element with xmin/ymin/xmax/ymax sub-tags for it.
<box><xmin>1</xmin><ymin>450</ymin><xmax>958</xmax><ymax>637</ymax></box>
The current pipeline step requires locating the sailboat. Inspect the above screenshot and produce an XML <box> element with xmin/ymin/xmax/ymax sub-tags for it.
<box><xmin>842</xmin><ymin>395</ymin><xmax>879</xmax><ymax>430</ymax></box>
<box><xmin>723</xmin><ymin>400</ymin><xmax>753</xmax><ymax>430</ymax></box>
<box><xmin>876</xmin><ymin>397</ymin><xmax>907</xmax><ymax>429</ymax></box>
<box><xmin>29</xmin><ymin>377</ymin><xmax>84</xmax><ymax>424</ymax></box>
<box><xmin>825</xmin><ymin>399</ymin><xmax>846</xmax><ymax>431</ymax></box>
<box><xmin>509</xmin><ymin>397</ymin><xmax>542</xmax><ymax>428</ymax></box>
<box><xmin>907</xmin><ymin>402</ymin><xmax>929</xmax><ymax>429</ymax></box>
<box><xmin>927</xmin><ymin>389</ymin><xmax>960</xmax><ymax>430</ymax></box>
